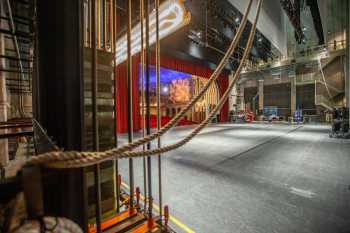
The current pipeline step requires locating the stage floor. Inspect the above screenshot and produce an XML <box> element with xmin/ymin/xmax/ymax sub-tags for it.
<box><xmin>118</xmin><ymin>123</ymin><xmax>350</xmax><ymax>233</ymax></box>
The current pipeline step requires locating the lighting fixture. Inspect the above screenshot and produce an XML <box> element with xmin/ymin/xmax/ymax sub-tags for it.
<box><xmin>115</xmin><ymin>0</ymin><xmax>191</xmax><ymax>65</ymax></box>
<box><xmin>162</xmin><ymin>86</ymin><xmax>169</xmax><ymax>93</ymax></box>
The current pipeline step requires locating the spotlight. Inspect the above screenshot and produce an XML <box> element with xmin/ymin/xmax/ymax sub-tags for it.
<box><xmin>258</xmin><ymin>37</ymin><xmax>263</xmax><ymax>43</ymax></box>
<box><xmin>235</xmin><ymin>16</ymin><xmax>240</xmax><ymax>23</ymax></box>
<box><xmin>302</xmin><ymin>26</ymin><xmax>307</xmax><ymax>31</ymax></box>
<box><xmin>162</xmin><ymin>86</ymin><xmax>169</xmax><ymax>93</ymax></box>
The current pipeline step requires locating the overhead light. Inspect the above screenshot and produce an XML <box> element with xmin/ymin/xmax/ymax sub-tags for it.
<box><xmin>235</xmin><ymin>17</ymin><xmax>240</xmax><ymax>23</ymax></box>
<box><xmin>302</xmin><ymin>26</ymin><xmax>307</xmax><ymax>31</ymax></box>
<box><xmin>115</xmin><ymin>0</ymin><xmax>191</xmax><ymax>65</ymax></box>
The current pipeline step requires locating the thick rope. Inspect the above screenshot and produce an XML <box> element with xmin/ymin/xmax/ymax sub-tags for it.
<box><xmin>26</xmin><ymin>0</ymin><xmax>254</xmax><ymax>167</ymax></box>
<box><xmin>42</xmin><ymin>0</ymin><xmax>263</xmax><ymax>169</ymax></box>
<box><xmin>121</xmin><ymin>0</ymin><xmax>263</xmax><ymax>159</ymax></box>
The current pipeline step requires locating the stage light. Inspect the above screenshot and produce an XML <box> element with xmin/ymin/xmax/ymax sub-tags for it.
<box><xmin>235</xmin><ymin>17</ymin><xmax>240</xmax><ymax>23</ymax></box>
<box><xmin>162</xmin><ymin>86</ymin><xmax>169</xmax><ymax>93</ymax></box>
<box><xmin>115</xmin><ymin>0</ymin><xmax>191</xmax><ymax>65</ymax></box>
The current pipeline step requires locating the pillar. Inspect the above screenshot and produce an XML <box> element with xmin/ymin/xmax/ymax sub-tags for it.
<box><xmin>238</xmin><ymin>84</ymin><xmax>245</xmax><ymax>111</ymax></box>
<box><xmin>258</xmin><ymin>79</ymin><xmax>264</xmax><ymax>114</ymax></box>
<box><xmin>229</xmin><ymin>73</ymin><xmax>236</xmax><ymax>112</ymax></box>
<box><xmin>0</xmin><ymin>18</ymin><xmax>9</xmax><ymax>166</ymax></box>
<box><xmin>291</xmin><ymin>75</ymin><xmax>297</xmax><ymax>115</ymax></box>
<box><xmin>36</xmin><ymin>0</ymin><xmax>85</xmax><ymax>150</ymax></box>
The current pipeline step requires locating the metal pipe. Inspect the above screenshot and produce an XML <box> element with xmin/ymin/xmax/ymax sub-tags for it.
<box><xmin>110</xmin><ymin>0</ymin><xmax>114</xmax><ymax>51</ymax></box>
<box><xmin>140</xmin><ymin>0</ymin><xmax>148</xmax><ymax>214</ymax></box>
<box><xmin>155</xmin><ymin>0</ymin><xmax>163</xmax><ymax>224</ymax></box>
<box><xmin>126</xmin><ymin>0</ymin><xmax>134</xmax><ymax>211</ymax></box>
<box><xmin>89</xmin><ymin>0</ymin><xmax>93</xmax><ymax>48</ymax></box>
<box><xmin>92</xmin><ymin>1</ymin><xmax>101</xmax><ymax>232</ymax></box>
<box><xmin>94</xmin><ymin>164</ymin><xmax>102</xmax><ymax>233</ymax></box>
<box><xmin>112</xmin><ymin>0</ymin><xmax>120</xmax><ymax>213</ymax></box>
<box><xmin>104</xmin><ymin>0</ymin><xmax>107</xmax><ymax>50</ymax></box>
<box><xmin>92</xmin><ymin>0</ymin><xmax>99</xmax><ymax>151</ymax></box>
<box><xmin>111</xmin><ymin>0</ymin><xmax>117</xmax><ymax>147</ymax></box>
<box><xmin>145</xmin><ymin>0</ymin><xmax>153</xmax><ymax>220</ymax></box>
<box><xmin>98</xmin><ymin>0</ymin><xmax>101</xmax><ymax>49</ymax></box>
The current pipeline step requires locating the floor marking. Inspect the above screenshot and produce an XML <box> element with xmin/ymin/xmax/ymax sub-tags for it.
<box><xmin>121</xmin><ymin>182</ymin><xmax>196</xmax><ymax>233</ymax></box>
<box><xmin>290</xmin><ymin>187</ymin><xmax>315</xmax><ymax>198</ymax></box>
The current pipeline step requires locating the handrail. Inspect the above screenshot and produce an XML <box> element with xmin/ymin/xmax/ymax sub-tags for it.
<box><xmin>244</xmin><ymin>39</ymin><xmax>347</xmax><ymax>72</ymax></box>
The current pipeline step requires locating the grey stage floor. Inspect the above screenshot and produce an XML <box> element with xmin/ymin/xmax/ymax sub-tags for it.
<box><xmin>117</xmin><ymin>123</ymin><xmax>350</xmax><ymax>233</ymax></box>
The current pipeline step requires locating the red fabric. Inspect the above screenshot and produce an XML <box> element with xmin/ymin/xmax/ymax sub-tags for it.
<box><xmin>115</xmin><ymin>55</ymin><xmax>141</xmax><ymax>133</ymax></box>
<box><xmin>115</xmin><ymin>53</ymin><xmax>229</xmax><ymax>133</ymax></box>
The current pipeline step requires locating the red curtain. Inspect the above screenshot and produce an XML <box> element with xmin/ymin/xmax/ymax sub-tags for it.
<box><xmin>115</xmin><ymin>55</ymin><xmax>141</xmax><ymax>133</ymax></box>
<box><xmin>115</xmin><ymin>53</ymin><xmax>229</xmax><ymax>133</ymax></box>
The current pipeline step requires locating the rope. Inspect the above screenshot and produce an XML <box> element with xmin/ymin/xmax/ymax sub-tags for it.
<box><xmin>45</xmin><ymin>0</ymin><xmax>263</xmax><ymax>169</ymax></box>
<box><xmin>26</xmin><ymin>0</ymin><xmax>255</xmax><ymax>168</ymax></box>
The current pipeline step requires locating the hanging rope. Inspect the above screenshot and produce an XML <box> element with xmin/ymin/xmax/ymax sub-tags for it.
<box><xmin>26</xmin><ymin>0</ymin><xmax>257</xmax><ymax>168</ymax></box>
<box><xmin>115</xmin><ymin>0</ymin><xmax>263</xmax><ymax>159</ymax></box>
<box><xmin>43</xmin><ymin>0</ymin><xmax>263</xmax><ymax>169</ymax></box>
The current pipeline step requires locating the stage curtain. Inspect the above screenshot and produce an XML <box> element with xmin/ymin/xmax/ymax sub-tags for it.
<box><xmin>149</xmin><ymin>54</ymin><xmax>229</xmax><ymax>122</ymax></box>
<box><xmin>115</xmin><ymin>55</ymin><xmax>141</xmax><ymax>133</ymax></box>
<box><xmin>115</xmin><ymin>53</ymin><xmax>230</xmax><ymax>133</ymax></box>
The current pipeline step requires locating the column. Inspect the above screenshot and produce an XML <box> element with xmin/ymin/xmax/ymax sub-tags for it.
<box><xmin>0</xmin><ymin>31</ymin><xmax>9</xmax><ymax>166</ymax></box>
<box><xmin>229</xmin><ymin>73</ymin><xmax>236</xmax><ymax>112</ymax></box>
<box><xmin>291</xmin><ymin>75</ymin><xmax>297</xmax><ymax>116</ymax></box>
<box><xmin>238</xmin><ymin>84</ymin><xmax>245</xmax><ymax>111</ymax></box>
<box><xmin>258</xmin><ymin>79</ymin><xmax>264</xmax><ymax>115</ymax></box>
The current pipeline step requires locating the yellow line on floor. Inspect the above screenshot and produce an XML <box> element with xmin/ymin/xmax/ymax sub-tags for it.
<box><xmin>121</xmin><ymin>182</ymin><xmax>195</xmax><ymax>233</ymax></box>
